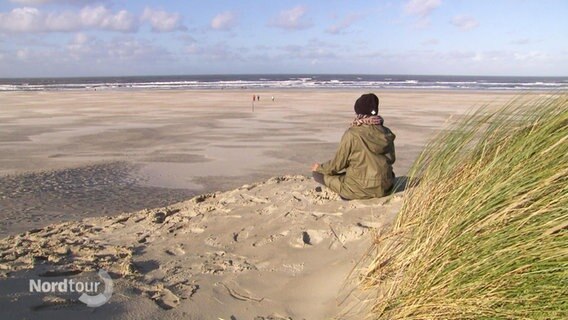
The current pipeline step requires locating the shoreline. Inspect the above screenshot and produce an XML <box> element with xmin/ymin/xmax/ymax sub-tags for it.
<box><xmin>0</xmin><ymin>87</ymin><xmax>561</xmax><ymax>94</ymax></box>
<box><xmin>2</xmin><ymin>73</ymin><xmax>566</xmax><ymax>92</ymax></box>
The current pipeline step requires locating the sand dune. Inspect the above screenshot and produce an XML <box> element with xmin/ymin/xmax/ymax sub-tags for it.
<box><xmin>0</xmin><ymin>175</ymin><xmax>404</xmax><ymax>319</ymax></box>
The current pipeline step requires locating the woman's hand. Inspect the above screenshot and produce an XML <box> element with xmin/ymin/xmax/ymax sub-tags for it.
<box><xmin>311</xmin><ymin>163</ymin><xmax>320</xmax><ymax>172</ymax></box>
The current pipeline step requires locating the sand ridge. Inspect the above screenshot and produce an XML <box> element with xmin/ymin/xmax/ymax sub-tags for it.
<box><xmin>0</xmin><ymin>175</ymin><xmax>403</xmax><ymax>319</ymax></box>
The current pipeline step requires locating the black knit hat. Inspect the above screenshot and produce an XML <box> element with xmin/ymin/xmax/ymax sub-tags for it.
<box><xmin>354</xmin><ymin>93</ymin><xmax>379</xmax><ymax>116</ymax></box>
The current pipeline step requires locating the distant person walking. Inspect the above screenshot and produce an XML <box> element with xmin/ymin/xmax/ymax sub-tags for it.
<box><xmin>311</xmin><ymin>93</ymin><xmax>396</xmax><ymax>200</ymax></box>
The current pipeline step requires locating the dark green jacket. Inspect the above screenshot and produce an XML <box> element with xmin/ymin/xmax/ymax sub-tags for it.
<box><xmin>316</xmin><ymin>125</ymin><xmax>396</xmax><ymax>199</ymax></box>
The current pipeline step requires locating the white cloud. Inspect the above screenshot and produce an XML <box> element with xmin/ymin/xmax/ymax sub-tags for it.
<box><xmin>0</xmin><ymin>34</ymin><xmax>172</xmax><ymax>76</ymax></box>
<box><xmin>0</xmin><ymin>5</ymin><xmax>138</xmax><ymax>33</ymax></box>
<box><xmin>326</xmin><ymin>13</ymin><xmax>361</xmax><ymax>34</ymax></box>
<box><xmin>10</xmin><ymin>0</ymin><xmax>50</xmax><ymax>4</ymax></box>
<box><xmin>404</xmin><ymin>0</ymin><xmax>441</xmax><ymax>17</ymax></box>
<box><xmin>66</xmin><ymin>32</ymin><xmax>94</xmax><ymax>59</ymax></box>
<box><xmin>81</xmin><ymin>6</ymin><xmax>137</xmax><ymax>32</ymax></box>
<box><xmin>10</xmin><ymin>0</ymin><xmax>106</xmax><ymax>5</ymax></box>
<box><xmin>9</xmin><ymin>0</ymin><xmax>52</xmax><ymax>4</ymax></box>
<box><xmin>211</xmin><ymin>11</ymin><xmax>237</xmax><ymax>30</ymax></box>
<box><xmin>403</xmin><ymin>0</ymin><xmax>441</xmax><ymax>28</ymax></box>
<box><xmin>0</xmin><ymin>7</ymin><xmax>42</xmax><ymax>32</ymax></box>
<box><xmin>451</xmin><ymin>15</ymin><xmax>479</xmax><ymax>31</ymax></box>
<box><xmin>64</xmin><ymin>33</ymin><xmax>171</xmax><ymax>62</ymax></box>
<box><xmin>141</xmin><ymin>7</ymin><xmax>185</xmax><ymax>32</ymax></box>
<box><xmin>268</xmin><ymin>5</ymin><xmax>312</xmax><ymax>30</ymax></box>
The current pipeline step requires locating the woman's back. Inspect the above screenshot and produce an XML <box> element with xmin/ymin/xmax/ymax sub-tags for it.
<box><xmin>312</xmin><ymin>93</ymin><xmax>396</xmax><ymax>200</ymax></box>
<box><xmin>340</xmin><ymin>124</ymin><xmax>396</xmax><ymax>198</ymax></box>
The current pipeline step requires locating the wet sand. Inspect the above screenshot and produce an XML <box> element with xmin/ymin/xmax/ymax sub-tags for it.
<box><xmin>0</xmin><ymin>162</ymin><xmax>195</xmax><ymax>236</ymax></box>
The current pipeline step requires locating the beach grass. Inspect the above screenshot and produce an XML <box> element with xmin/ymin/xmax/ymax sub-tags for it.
<box><xmin>360</xmin><ymin>94</ymin><xmax>568</xmax><ymax>319</ymax></box>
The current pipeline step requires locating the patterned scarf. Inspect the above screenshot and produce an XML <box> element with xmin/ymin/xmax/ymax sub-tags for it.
<box><xmin>351</xmin><ymin>114</ymin><xmax>384</xmax><ymax>127</ymax></box>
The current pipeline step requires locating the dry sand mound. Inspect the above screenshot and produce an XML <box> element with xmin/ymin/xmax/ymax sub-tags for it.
<box><xmin>0</xmin><ymin>175</ymin><xmax>402</xmax><ymax>319</ymax></box>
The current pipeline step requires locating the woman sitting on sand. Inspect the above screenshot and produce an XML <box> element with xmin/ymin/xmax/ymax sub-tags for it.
<box><xmin>311</xmin><ymin>93</ymin><xmax>396</xmax><ymax>200</ymax></box>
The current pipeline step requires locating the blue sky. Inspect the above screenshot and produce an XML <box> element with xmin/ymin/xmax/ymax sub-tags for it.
<box><xmin>0</xmin><ymin>0</ymin><xmax>566</xmax><ymax>77</ymax></box>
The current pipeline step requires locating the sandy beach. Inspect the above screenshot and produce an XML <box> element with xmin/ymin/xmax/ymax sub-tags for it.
<box><xmin>0</xmin><ymin>90</ymin><xmax>524</xmax><ymax>236</ymax></box>
<box><xmin>0</xmin><ymin>89</ymin><xmax>547</xmax><ymax>319</ymax></box>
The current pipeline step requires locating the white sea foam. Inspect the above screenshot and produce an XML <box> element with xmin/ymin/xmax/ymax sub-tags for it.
<box><xmin>0</xmin><ymin>75</ymin><xmax>566</xmax><ymax>92</ymax></box>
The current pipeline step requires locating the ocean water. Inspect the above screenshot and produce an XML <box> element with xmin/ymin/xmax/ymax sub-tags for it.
<box><xmin>0</xmin><ymin>74</ymin><xmax>567</xmax><ymax>92</ymax></box>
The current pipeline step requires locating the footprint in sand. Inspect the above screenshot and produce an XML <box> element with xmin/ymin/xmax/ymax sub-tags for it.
<box><xmin>252</xmin><ymin>230</ymin><xmax>289</xmax><ymax>247</ymax></box>
<box><xmin>173</xmin><ymin>282</ymin><xmax>199</xmax><ymax>300</ymax></box>
<box><xmin>304</xmin><ymin>187</ymin><xmax>341</xmax><ymax>204</ymax></box>
<box><xmin>233</xmin><ymin>226</ymin><xmax>254</xmax><ymax>242</ymax></box>
<box><xmin>137</xmin><ymin>234</ymin><xmax>150</xmax><ymax>243</ymax></box>
<box><xmin>148</xmin><ymin>288</ymin><xmax>180</xmax><ymax>310</ymax></box>
<box><xmin>326</xmin><ymin>224</ymin><xmax>369</xmax><ymax>250</ymax></box>
<box><xmin>289</xmin><ymin>229</ymin><xmax>326</xmax><ymax>248</ymax></box>
<box><xmin>201</xmin><ymin>251</ymin><xmax>257</xmax><ymax>274</ymax></box>
<box><xmin>165</xmin><ymin>244</ymin><xmax>186</xmax><ymax>256</ymax></box>
<box><xmin>257</xmin><ymin>204</ymin><xmax>278</xmax><ymax>215</ymax></box>
<box><xmin>204</xmin><ymin>236</ymin><xmax>223</xmax><ymax>248</ymax></box>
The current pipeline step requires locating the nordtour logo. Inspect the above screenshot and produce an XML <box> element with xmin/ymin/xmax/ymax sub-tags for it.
<box><xmin>29</xmin><ymin>269</ymin><xmax>113</xmax><ymax>307</ymax></box>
